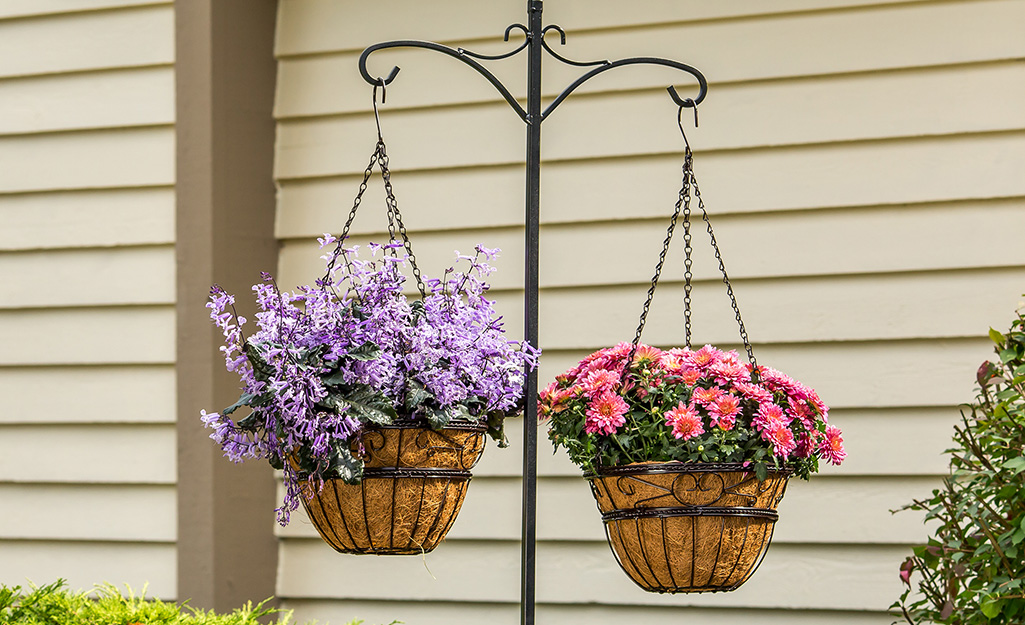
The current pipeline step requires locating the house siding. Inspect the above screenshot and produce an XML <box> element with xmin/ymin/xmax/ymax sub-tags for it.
<box><xmin>0</xmin><ymin>2</ymin><xmax>176</xmax><ymax>598</ymax></box>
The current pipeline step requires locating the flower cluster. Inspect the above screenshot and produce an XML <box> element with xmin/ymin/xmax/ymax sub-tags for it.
<box><xmin>202</xmin><ymin>240</ymin><xmax>537</xmax><ymax>524</ymax></box>
<box><xmin>542</xmin><ymin>342</ymin><xmax>843</xmax><ymax>479</ymax></box>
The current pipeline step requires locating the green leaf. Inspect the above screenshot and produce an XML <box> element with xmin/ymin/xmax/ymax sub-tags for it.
<box><xmin>348</xmin><ymin>341</ymin><xmax>381</xmax><ymax>361</ymax></box>
<box><xmin>990</xmin><ymin>328</ymin><xmax>1006</xmax><ymax>345</ymax></box>
<box><xmin>403</xmin><ymin>379</ymin><xmax>432</xmax><ymax>412</ymax></box>
<box><xmin>980</xmin><ymin>594</ymin><xmax>1002</xmax><ymax>619</ymax></box>
<box><xmin>329</xmin><ymin>444</ymin><xmax>364</xmax><ymax>484</ymax></box>
<box><xmin>1003</xmin><ymin>456</ymin><xmax>1025</xmax><ymax>474</ymax></box>
<box><xmin>425</xmin><ymin>406</ymin><xmax>452</xmax><ymax>430</ymax></box>
<box><xmin>222</xmin><ymin>392</ymin><xmax>256</xmax><ymax>416</ymax></box>
<box><xmin>754</xmin><ymin>461</ymin><xmax>768</xmax><ymax>483</ymax></box>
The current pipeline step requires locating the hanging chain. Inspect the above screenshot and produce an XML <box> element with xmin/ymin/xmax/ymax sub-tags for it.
<box><xmin>690</xmin><ymin>169</ymin><xmax>758</xmax><ymax>374</ymax></box>
<box><xmin>319</xmin><ymin>86</ymin><xmax>428</xmax><ymax>300</ymax></box>
<box><xmin>629</xmin><ymin>106</ymin><xmax>759</xmax><ymax>377</ymax></box>
<box><xmin>681</xmin><ymin>149</ymin><xmax>694</xmax><ymax>349</ymax></box>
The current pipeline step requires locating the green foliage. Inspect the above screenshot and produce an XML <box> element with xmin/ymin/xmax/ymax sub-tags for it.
<box><xmin>0</xmin><ymin>580</ymin><xmax>396</xmax><ymax>625</ymax></box>
<box><xmin>892</xmin><ymin>304</ymin><xmax>1025</xmax><ymax>624</ymax></box>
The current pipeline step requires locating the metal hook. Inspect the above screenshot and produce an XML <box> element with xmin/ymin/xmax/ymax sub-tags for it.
<box><xmin>372</xmin><ymin>80</ymin><xmax>386</xmax><ymax>141</ymax></box>
<box><xmin>677</xmin><ymin>102</ymin><xmax>695</xmax><ymax>152</ymax></box>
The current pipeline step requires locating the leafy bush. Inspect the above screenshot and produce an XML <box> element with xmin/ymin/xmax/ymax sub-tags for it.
<box><xmin>0</xmin><ymin>579</ymin><xmax>395</xmax><ymax>625</ymax></box>
<box><xmin>892</xmin><ymin>304</ymin><xmax>1025</xmax><ymax>623</ymax></box>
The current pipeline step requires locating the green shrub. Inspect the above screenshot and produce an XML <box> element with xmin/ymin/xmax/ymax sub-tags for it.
<box><xmin>892</xmin><ymin>304</ymin><xmax>1025</xmax><ymax>623</ymax></box>
<box><xmin>0</xmin><ymin>580</ymin><xmax>396</xmax><ymax>625</ymax></box>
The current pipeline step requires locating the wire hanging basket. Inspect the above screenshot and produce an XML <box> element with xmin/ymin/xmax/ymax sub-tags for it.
<box><xmin>300</xmin><ymin>419</ymin><xmax>486</xmax><ymax>555</ymax></box>
<box><xmin>537</xmin><ymin>105</ymin><xmax>841</xmax><ymax>593</ymax></box>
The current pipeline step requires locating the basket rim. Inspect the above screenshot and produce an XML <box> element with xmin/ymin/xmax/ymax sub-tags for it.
<box><xmin>584</xmin><ymin>461</ymin><xmax>793</xmax><ymax>480</ymax></box>
<box><xmin>371</xmin><ymin>417</ymin><xmax>488</xmax><ymax>432</ymax></box>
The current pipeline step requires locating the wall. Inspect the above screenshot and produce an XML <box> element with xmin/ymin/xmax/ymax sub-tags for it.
<box><xmin>271</xmin><ymin>0</ymin><xmax>1025</xmax><ymax>623</ymax></box>
<box><xmin>0</xmin><ymin>1</ymin><xmax>177</xmax><ymax>597</ymax></box>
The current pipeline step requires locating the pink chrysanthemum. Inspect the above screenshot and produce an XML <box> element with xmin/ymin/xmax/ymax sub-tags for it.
<box><xmin>735</xmin><ymin>381</ymin><xmax>773</xmax><ymax>404</ymax></box>
<box><xmin>709</xmin><ymin>360</ymin><xmax>750</xmax><ymax>385</ymax></box>
<box><xmin>753</xmin><ymin>402</ymin><xmax>789</xmax><ymax>432</ymax></box>
<box><xmin>585</xmin><ymin>391</ymin><xmax>629</xmax><ymax>435</ymax></box>
<box><xmin>710</xmin><ymin>394</ymin><xmax>741</xmax><ymax>430</ymax></box>
<box><xmin>692</xmin><ymin>386</ymin><xmax>725</xmax><ymax>406</ymax></box>
<box><xmin>680</xmin><ymin>368</ymin><xmax>701</xmax><ymax>386</ymax></box>
<box><xmin>691</xmin><ymin>344</ymin><xmax>719</xmax><ymax>369</ymax></box>
<box><xmin>579</xmin><ymin>369</ymin><xmax>620</xmax><ymax>397</ymax></box>
<box><xmin>764</xmin><ymin>422</ymin><xmax>798</xmax><ymax>458</ymax></box>
<box><xmin>819</xmin><ymin>425</ymin><xmax>846</xmax><ymax>465</ymax></box>
<box><xmin>664</xmin><ymin>401</ymin><xmax>705</xmax><ymax>440</ymax></box>
<box><xmin>632</xmin><ymin>344</ymin><xmax>663</xmax><ymax>366</ymax></box>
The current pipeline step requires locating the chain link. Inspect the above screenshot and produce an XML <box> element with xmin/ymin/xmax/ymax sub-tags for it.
<box><xmin>320</xmin><ymin>138</ymin><xmax>428</xmax><ymax>300</ymax></box>
<box><xmin>630</xmin><ymin>134</ymin><xmax>759</xmax><ymax>376</ymax></box>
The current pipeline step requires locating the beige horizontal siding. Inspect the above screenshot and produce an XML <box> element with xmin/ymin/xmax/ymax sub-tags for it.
<box><xmin>0</xmin><ymin>484</ymin><xmax>175</xmax><ymax>541</ymax></box>
<box><xmin>0</xmin><ymin>4</ymin><xmax>173</xmax><ymax>78</ymax></box>
<box><xmin>284</xmin><ymin>598</ymin><xmax>893</xmax><ymax>625</ymax></box>
<box><xmin>272</xmin><ymin>0</ymin><xmax>1025</xmax><ymax>621</ymax></box>
<box><xmin>0</xmin><ymin>2</ymin><xmax>177</xmax><ymax>597</ymax></box>
<box><xmin>0</xmin><ymin>366</ymin><xmax>175</xmax><ymax>424</ymax></box>
<box><xmin>278</xmin><ymin>539</ymin><xmax>905</xmax><ymax>611</ymax></box>
<box><xmin>276</xmin><ymin>138</ymin><xmax>1025</xmax><ymax>236</ymax></box>
<box><xmin>0</xmin><ymin>1</ymin><xmax>166</xmax><ymax>20</ymax></box>
<box><xmin>0</xmin><ymin>67</ymin><xmax>173</xmax><ymax>135</ymax></box>
<box><xmin>0</xmin><ymin>424</ymin><xmax>176</xmax><ymax>483</ymax></box>
<box><xmin>0</xmin><ymin>307</ymin><xmax>175</xmax><ymax>365</ymax></box>
<box><xmin>0</xmin><ymin>246</ymin><xmax>174</xmax><ymax>308</ymax></box>
<box><xmin>278</xmin><ymin>201</ymin><xmax>1025</xmax><ymax>288</ymax></box>
<box><xmin>0</xmin><ymin>127</ymin><xmax>173</xmax><ymax>193</ymax></box>
<box><xmin>0</xmin><ymin>540</ymin><xmax>175</xmax><ymax>599</ymax></box>
<box><xmin>0</xmin><ymin>188</ymin><xmax>174</xmax><ymax>251</ymax></box>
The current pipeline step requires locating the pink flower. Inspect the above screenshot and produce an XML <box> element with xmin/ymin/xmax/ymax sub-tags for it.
<box><xmin>709</xmin><ymin>359</ymin><xmax>750</xmax><ymax>385</ymax></box>
<box><xmin>764</xmin><ymin>422</ymin><xmax>798</xmax><ymax>458</ymax></box>
<box><xmin>692</xmin><ymin>386</ymin><xmax>724</xmax><ymax>406</ymax></box>
<box><xmin>585</xmin><ymin>391</ymin><xmax>629</xmax><ymax>435</ymax></box>
<box><xmin>735</xmin><ymin>381</ymin><xmax>773</xmax><ymax>404</ymax></box>
<box><xmin>819</xmin><ymin>425</ymin><xmax>846</xmax><ymax>465</ymax></box>
<box><xmin>753</xmin><ymin>402</ymin><xmax>790</xmax><ymax>432</ymax></box>
<box><xmin>664</xmin><ymin>401</ymin><xmax>705</xmax><ymax>440</ymax></box>
<box><xmin>691</xmin><ymin>344</ymin><xmax>719</xmax><ymax>369</ymax></box>
<box><xmin>632</xmin><ymin>344</ymin><xmax>663</xmax><ymax>366</ymax></box>
<box><xmin>579</xmin><ymin>369</ymin><xmax>620</xmax><ymax>397</ymax></box>
<box><xmin>680</xmin><ymin>368</ymin><xmax>701</xmax><ymax>386</ymax></box>
<box><xmin>710</xmin><ymin>394</ymin><xmax>741</xmax><ymax>430</ymax></box>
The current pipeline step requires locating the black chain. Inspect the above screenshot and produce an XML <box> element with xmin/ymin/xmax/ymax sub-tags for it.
<box><xmin>320</xmin><ymin>137</ymin><xmax>428</xmax><ymax>300</ymax></box>
<box><xmin>630</xmin><ymin>115</ymin><xmax>759</xmax><ymax>376</ymax></box>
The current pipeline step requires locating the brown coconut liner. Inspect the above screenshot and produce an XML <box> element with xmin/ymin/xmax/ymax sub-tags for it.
<box><xmin>586</xmin><ymin>462</ymin><xmax>790</xmax><ymax>593</ymax></box>
<box><xmin>300</xmin><ymin>419</ymin><xmax>487</xmax><ymax>555</ymax></box>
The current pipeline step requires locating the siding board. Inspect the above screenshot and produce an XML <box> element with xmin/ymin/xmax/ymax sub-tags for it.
<box><xmin>284</xmin><ymin>598</ymin><xmax>892</xmax><ymax>625</ymax></box>
<box><xmin>0</xmin><ymin>5</ymin><xmax>173</xmax><ymax>78</ymax></box>
<box><xmin>0</xmin><ymin>245</ymin><xmax>175</xmax><ymax>308</ymax></box>
<box><xmin>0</xmin><ymin>306</ymin><xmax>175</xmax><ymax>366</ymax></box>
<box><xmin>0</xmin><ymin>188</ymin><xmax>174</xmax><ymax>251</ymax></box>
<box><xmin>0</xmin><ymin>424</ymin><xmax>176</xmax><ymax>484</ymax></box>
<box><xmin>278</xmin><ymin>539</ymin><xmax>906</xmax><ymax>611</ymax></box>
<box><xmin>276</xmin><ymin>201</ymin><xmax>1025</xmax><ymax>298</ymax></box>
<box><xmin>0</xmin><ymin>67</ymin><xmax>174</xmax><ymax>135</ymax></box>
<box><xmin>0</xmin><ymin>541</ymin><xmax>175</xmax><ymax>599</ymax></box>
<box><xmin>0</xmin><ymin>365</ymin><xmax>175</xmax><ymax>424</ymax></box>
<box><xmin>0</xmin><ymin>483</ymin><xmax>175</xmax><ymax>541</ymax></box>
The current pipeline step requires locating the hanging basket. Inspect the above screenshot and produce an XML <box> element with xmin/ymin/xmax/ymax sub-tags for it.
<box><xmin>299</xmin><ymin>419</ymin><xmax>487</xmax><ymax>555</ymax></box>
<box><xmin>586</xmin><ymin>462</ymin><xmax>790</xmax><ymax>593</ymax></box>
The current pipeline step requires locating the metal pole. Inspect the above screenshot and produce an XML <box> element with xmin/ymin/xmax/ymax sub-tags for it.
<box><xmin>521</xmin><ymin>4</ymin><xmax>543</xmax><ymax>624</ymax></box>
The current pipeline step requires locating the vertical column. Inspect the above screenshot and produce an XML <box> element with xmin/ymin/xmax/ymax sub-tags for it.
<box><xmin>175</xmin><ymin>0</ymin><xmax>280</xmax><ymax>612</ymax></box>
<box><xmin>521</xmin><ymin>2</ymin><xmax>544</xmax><ymax>624</ymax></box>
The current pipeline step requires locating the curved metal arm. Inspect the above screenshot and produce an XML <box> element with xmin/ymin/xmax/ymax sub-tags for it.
<box><xmin>359</xmin><ymin>39</ymin><xmax>529</xmax><ymax>122</ymax></box>
<box><xmin>542</xmin><ymin>56</ymin><xmax>707</xmax><ymax>121</ymax></box>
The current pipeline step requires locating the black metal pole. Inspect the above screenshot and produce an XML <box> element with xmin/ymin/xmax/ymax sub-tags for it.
<box><xmin>521</xmin><ymin>4</ymin><xmax>543</xmax><ymax>625</ymax></box>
